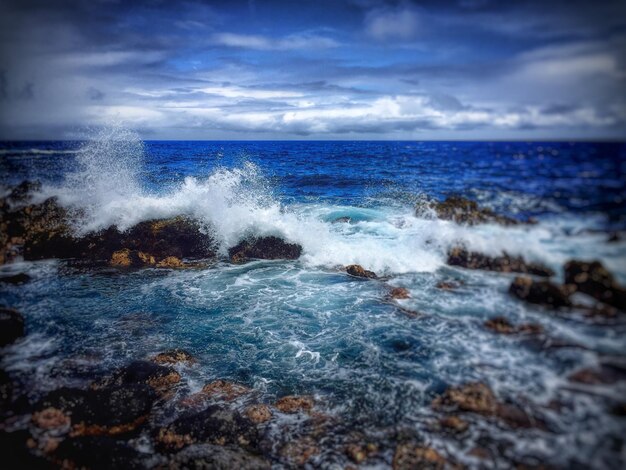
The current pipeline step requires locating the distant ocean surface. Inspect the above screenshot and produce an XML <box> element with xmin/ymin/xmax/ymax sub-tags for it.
<box><xmin>1</xmin><ymin>134</ymin><xmax>626</xmax><ymax>468</ymax></box>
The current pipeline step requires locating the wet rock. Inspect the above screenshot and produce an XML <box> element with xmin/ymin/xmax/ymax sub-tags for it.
<box><xmin>393</xmin><ymin>443</ymin><xmax>447</xmax><ymax>470</ymax></box>
<box><xmin>34</xmin><ymin>384</ymin><xmax>157</xmax><ymax>436</ymax></box>
<box><xmin>447</xmin><ymin>247</ymin><xmax>554</xmax><ymax>277</ymax></box>
<box><xmin>98</xmin><ymin>360</ymin><xmax>181</xmax><ymax>394</ymax></box>
<box><xmin>509</xmin><ymin>276</ymin><xmax>572</xmax><ymax>309</ymax></box>
<box><xmin>436</xmin><ymin>280</ymin><xmax>462</xmax><ymax>290</ymax></box>
<box><xmin>0</xmin><ymin>430</ymin><xmax>52</xmax><ymax>469</ymax></box>
<box><xmin>53</xmin><ymin>436</ymin><xmax>144</xmax><ymax>469</ymax></box>
<box><xmin>345</xmin><ymin>443</ymin><xmax>378</xmax><ymax>464</ymax></box>
<box><xmin>156</xmin><ymin>256</ymin><xmax>184</xmax><ymax>268</ymax></box>
<box><xmin>151</xmin><ymin>349</ymin><xmax>195</xmax><ymax>365</ymax></box>
<box><xmin>345</xmin><ymin>264</ymin><xmax>377</xmax><ymax>279</ymax></box>
<box><xmin>389</xmin><ymin>287</ymin><xmax>411</xmax><ymax>299</ymax></box>
<box><xmin>332</xmin><ymin>216</ymin><xmax>352</xmax><ymax>224</ymax></box>
<box><xmin>0</xmin><ymin>369</ymin><xmax>14</xmax><ymax>412</ymax></box>
<box><xmin>275</xmin><ymin>395</ymin><xmax>314</xmax><ymax>414</ymax></box>
<box><xmin>156</xmin><ymin>405</ymin><xmax>260</xmax><ymax>451</ymax></box>
<box><xmin>32</xmin><ymin>407</ymin><xmax>71</xmax><ymax>431</ymax></box>
<box><xmin>433</xmin><ymin>382</ymin><xmax>498</xmax><ymax>415</ymax></box>
<box><xmin>169</xmin><ymin>443</ymin><xmax>270</xmax><ymax>470</ymax></box>
<box><xmin>564</xmin><ymin>260</ymin><xmax>626</xmax><ymax>311</ymax></box>
<box><xmin>0</xmin><ymin>306</ymin><xmax>25</xmax><ymax>346</ymax></box>
<box><xmin>244</xmin><ymin>404</ymin><xmax>273</xmax><ymax>424</ymax></box>
<box><xmin>484</xmin><ymin>317</ymin><xmax>543</xmax><ymax>335</ymax></box>
<box><xmin>228</xmin><ymin>236</ymin><xmax>302</xmax><ymax>263</ymax></box>
<box><xmin>0</xmin><ymin>272</ymin><xmax>31</xmax><ymax>284</ymax></box>
<box><xmin>279</xmin><ymin>436</ymin><xmax>319</xmax><ymax>466</ymax></box>
<box><xmin>201</xmin><ymin>380</ymin><xmax>251</xmax><ymax>401</ymax></box>
<box><xmin>424</xmin><ymin>195</ymin><xmax>521</xmax><ymax>226</ymax></box>
<box><xmin>439</xmin><ymin>415</ymin><xmax>469</xmax><ymax>434</ymax></box>
<box><xmin>568</xmin><ymin>363</ymin><xmax>626</xmax><ymax>385</ymax></box>
<box><xmin>110</xmin><ymin>248</ymin><xmax>155</xmax><ymax>267</ymax></box>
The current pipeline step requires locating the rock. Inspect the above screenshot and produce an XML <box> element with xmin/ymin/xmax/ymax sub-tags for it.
<box><xmin>433</xmin><ymin>382</ymin><xmax>498</xmax><ymax>415</ymax></box>
<box><xmin>510</xmin><ymin>276</ymin><xmax>572</xmax><ymax>309</ymax></box>
<box><xmin>564</xmin><ymin>260</ymin><xmax>626</xmax><ymax>311</ymax></box>
<box><xmin>34</xmin><ymin>384</ymin><xmax>157</xmax><ymax>436</ymax></box>
<box><xmin>156</xmin><ymin>405</ymin><xmax>260</xmax><ymax>452</ymax></box>
<box><xmin>169</xmin><ymin>444</ymin><xmax>270</xmax><ymax>470</ymax></box>
<box><xmin>0</xmin><ymin>273</ymin><xmax>31</xmax><ymax>284</ymax></box>
<box><xmin>0</xmin><ymin>430</ymin><xmax>51</xmax><ymax>469</ymax></box>
<box><xmin>447</xmin><ymin>247</ymin><xmax>554</xmax><ymax>277</ymax></box>
<box><xmin>32</xmin><ymin>407</ymin><xmax>71</xmax><ymax>431</ymax></box>
<box><xmin>345</xmin><ymin>264</ymin><xmax>377</xmax><ymax>279</ymax></box>
<box><xmin>0</xmin><ymin>369</ymin><xmax>14</xmax><ymax>412</ymax></box>
<box><xmin>568</xmin><ymin>363</ymin><xmax>626</xmax><ymax>385</ymax></box>
<box><xmin>389</xmin><ymin>287</ymin><xmax>410</xmax><ymax>299</ymax></box>
<box><xmin>201</xmin><ymin>380</ymin><xmax>251</xmax><ymax>401</ymax></box>
<box><xmin>156</xmin><ymin>256</ymin><xmax>184</xmax><ymax>268</ymax></box>
<box><xmin>97</xmin><ymin>360</ymin><xmax>181</xmax><ymax>395</ymax></box>
<box><xmin>393</xmin><ymin>444</ymin><xmax>447</xmax><ymax>470</ymax></box>
<box><xmin>151</xmin><ymin>349</ymin><xmax>195</xmax><ymax>365</ymax></box>
<box><xmin>110</xmin><ymin>249</ymin><xmax>155</xmax><ymax>267</ymax></box>
<box><xmin>53</xmin><ymin>436</ymin><xmax>144</xmax><ymax>469</ymax></box>
<box><xmin>244</xmin><ymin>404</ymin><xmax>272</xmax><ymax>424</ymax></box>
<box><xmin>228</xmin><ymin>236</ymin><xmax>302</xmax><ymax>263</ymax></box>
<box><xmin>424</xmin><ymin>195</ymin><xmax>521</xmax><ymax>226</ymax></box>
<box><xmin>484</xmin><ymin>317</ymin><xmax>543</xmax><ymax>335</ymax></box>
<box><xmin>439</xmin><ymin>415</ymin><xmax>469</xmax><ymax>433</ymax></box>
<box><xmin>0</xmin><ymin>307</ymin><xmax>25</xmax><ymax>346</ymax></box>
<box><xmin>332</xmin><ymin>216</ymin><xmax>352</xmax><ymax>224</ymax></box>
<box><xmin>436</xmin><ymin>281</ymin><xmax>461</xmax><ymax>290</ymax></box>
<box><xmin>275</xmin><ymin>395</ymin><xmax>314</xmax><ymax>414</ymax></box>
<box><xmin>345</xmin><ymin>443</ymin><xmax>378</xmax><ymax>464</ymax></box>
<box><xmin>279</xmin><ymin>436</ymin><xmax>319</xmax><ymax>466</ymax></box>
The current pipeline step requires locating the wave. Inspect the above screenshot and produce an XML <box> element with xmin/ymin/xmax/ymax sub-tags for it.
<box><xmin>36</xmin><ymin>126</ymin><xmax>625</xmax><ymax>277</ymax></box>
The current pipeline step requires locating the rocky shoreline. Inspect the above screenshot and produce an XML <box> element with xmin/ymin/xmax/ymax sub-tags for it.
<box><xmin>1</xmin><ymin>184</ymin><xmax>625</xmax><ymax>468</ymax></box>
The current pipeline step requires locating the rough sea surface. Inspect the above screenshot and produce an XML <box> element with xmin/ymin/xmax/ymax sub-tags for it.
<box><xmin>1</xmin><ymin>131</ymin><xmax>625</xmax><ymax>468</ymax></box>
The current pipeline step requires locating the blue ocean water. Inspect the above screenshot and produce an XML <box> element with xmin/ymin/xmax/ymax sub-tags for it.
<box><xmin>1</xmin><ymin>133</ymin><xmax>626</xmax><ymax>468</ymax></box>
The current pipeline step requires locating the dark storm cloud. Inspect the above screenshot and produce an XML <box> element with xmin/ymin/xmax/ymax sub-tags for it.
<box><xmin>0</xmin><ymin>0</ymin><xmax>624</xmax><ymax>139</ymax></box>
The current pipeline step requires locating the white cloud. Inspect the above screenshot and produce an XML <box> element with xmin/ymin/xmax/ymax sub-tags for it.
<box><xmin>211</xmin><ymin>32</ymin><xmax>339</xmax><ymax>50</ymax></box>
<box><xmin>365</xmin><ymin>5</ymin><xmax>420</xmax><ymax>41</ymax></box>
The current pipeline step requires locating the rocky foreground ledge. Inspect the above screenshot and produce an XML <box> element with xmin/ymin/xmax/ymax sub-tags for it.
<box><xmin>0</xmin><ymin>181</ymin><xmax>302</xmax><ymax>268</ymax></box>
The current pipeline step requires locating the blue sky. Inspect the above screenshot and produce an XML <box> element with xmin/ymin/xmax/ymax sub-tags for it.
<box><xmin>0</xmin><ymin>0</ymin><xmax>625</xmax><ymax>140</ymax></box>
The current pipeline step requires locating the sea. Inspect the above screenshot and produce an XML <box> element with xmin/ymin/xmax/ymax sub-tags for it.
<box><xmin>1</xmin><ymin>128</ymin><xmax>625</xmax><ymax>468</ymax></box>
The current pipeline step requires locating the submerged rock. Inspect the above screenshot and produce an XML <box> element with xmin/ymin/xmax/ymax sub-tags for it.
<box><xmin>389</xmin><ymin>287</ymin><xmax>411</xmax><ymax>299</ymax></box>
<box><xmin>447</xmin><ymin>247</ymin><xmax>554</xmax><ymax>277</ymax></box>
<box><xmin>0</xmin><ymin>273</ymin><xmax>31</xmax><ymax>284</ymax></box>
<box><xmin>568</xmin><ymin>362</ymin><xmax>626</xmax><ymax>385</ymax></box>
<box><xmin>509</xmin><ymin>276</ymin><xmax>572</xmax><ymax>309</ymax></box>
<box><xmin>422</xmin><ymin>195</ymin><xmax>522</xmax><ymax>226</ymax></box>
<box><xmin>345</xmin><ymin>264</ymin><xmax>377</xmax><ymax>279</ymax></box>
<box><xmin>228</xmin><ymin>236</ymin><xmax>302</xmax><ymax>263</ymax></box>
<box><xmin>201</xmin><ymin>380</ymin><xmax>251</xmax><ymax>401</ymax></box>
<box><xmin>97</xmin><ymin>360</ymin><xmax>181</xmax><ymax>395</ymax></box>
<box><xmin>0</xmin><ymin>307</ymin><xmax>25</xmax><ymax>346</ymax></box>
<box><xmin>169</xmin><ymin>443</ymin><xmax>270</xmax><ymax>470</ymax></box>
<box><xmin>151</xmin><ymin>349</ymin><xmax>195</xmax><ymax>366</ymax></box>
<box><xmin>484</xmin><ymin>316</ymin><xmax>543</xmax><ymax>335</ymax></box>
<box><xmin>564</xmin><ymin>260</ymin><xmax>626</xmax><ymax>311</ymax></box>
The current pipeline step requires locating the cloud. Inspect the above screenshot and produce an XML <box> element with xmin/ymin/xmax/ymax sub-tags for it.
<box><xmin>211</xmin><ymin>32</ymin><xmax>339</xmax><ymax>50</ymax></box>
<box><xmin>365</xmin><ymin>5</ymin><xmax>420</xmax><ymax>41</ymax></box>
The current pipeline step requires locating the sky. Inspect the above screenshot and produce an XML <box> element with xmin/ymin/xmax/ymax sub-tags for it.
<box><xmin>0</xmin><ymin>0</ymin><xmax>625</xmax><ymax>140</ymax></box>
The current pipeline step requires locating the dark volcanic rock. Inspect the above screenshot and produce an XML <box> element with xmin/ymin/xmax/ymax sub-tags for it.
<box><xmin>0</xmin><ymin>369</ymin><xmax>14</xmax><ymax>412</ymax></box>
<box><xmin>0</xmin><ymin>307</ymin><xmax>25</xmax><ymax>346</ymax></box>
<box><xmin>0</xmin><ymin>272</ymin><xmax>31</xmax><ymax>284</ymax></box>
<box><xmin>564</xmin><ymin>260</ymin><xmax>626</xmax><ymax>311</ymax></box>
<box><xmin>156</xmin><ymin>405</ymin><xmax>260</xmax><ymax>451</ymax></box>
<box><xmin>35</xmin><ymin>384</ymin><xmax>158</xmax><ymax>436</ymax></box>
<box><xmin>228</xmin><ymin>236</ymin><xmax>302</xmax><ymax>263</ymax></box>
<box><xmin>345</xmin><ymin>264</ymin><xmax>377</xmax><ymax>279</ymax></box>
<box><xmin>169</xmin><ymin>444</ymin><xmax>270</xmax><ymax>470</ymax></box>
<box><xmin>0</xmin><ymin>429</ymin><xmax>52</xmax><ymax>469</ymax></box>
<box><xmin>98</xmin><ymin>360</ymin><xmax>181</xmax><ymax>394</ymax></box>
<box><xmin>509</xmin><ymin>276</ymin><xmax>572</xmax><ymax>309</ymax></box>
<box><xmin>447</xmin><ymin>247</ymin><xmax>554</xmax><ymax>277</ymax></box>
<box><xmin>53</xmin><ymin>436</ymin><xmax>144</xmax><ymax>470</ymax></box>
<box><xmin>423</xmin><ymin>195</ymin><xmax>522</xmax><ymax>226</ymax></box>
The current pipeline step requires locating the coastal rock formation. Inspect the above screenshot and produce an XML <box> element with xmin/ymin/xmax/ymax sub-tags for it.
<box><xmin>0</xmin><ymin>307</ymin><xmax>25</xmax><ymax>347</ymax></box>
<box><xmin>509</xmin><ymin>276</ymin><xmax>572</xmax><ymax>309</ymax></box>
<box><xmin>389</xmin><ymin>287</ymin><xmax>411</xmax><ymax>299</ymax></box>
<box><xmin>564</xmin><ymin>260</ymin><xmax>626</xmax><ymax>311</ymax></box>
<box><xmin>52</xmin><ymin>436</ymin><xmax>144</xmax><ymax>469</ymax></box>
<box><xmin>0</xmin><ymin>273</ymin><xmax>31</xmax><ymax>285</ymax></box>
<box><xmin>244</xmin><ymin>404</ymin><xmax>272</xmax><ymax>424</ymax></box>
<box><xmin>201</xmin><ymin>380</ymin><xmax>251</xmax><ymax>401</ymax></box>
<box><xmin>484</xmin><ymin>317</ymin><xmax>543</xmax><ymax>335</ymax></box>
<box><xmin>151</xmin><ymin>349</ymin><xmax>195</xmax><ymax>366</ymax></box>
<box><xmin>96</xmin><ymin>361</ymin><xmax>181</xmax><ymax>395</ymax></box>
<box><xmin>393</xmin><ymin>444</ymin><xmax>447</xmax><ymax>470</ymax></box>
<box><xmin>228</xmin><ymin>236</ymin><xmax>302</xmax><ymax>263</ymax></box>
<box><xmin>275</xmin><ymin>395</ymin><xmax>314</xmax><ymax>413</ymax></box>
<box><xmin>447</xmin><ymin>247</ymin><xmax>554</xmax><ymax>277</ymax></box>
<box><xmin>421</xmin><ymin>195</ymin><xmax>522</xmax><ymax>226</ymax></box>
<box><xmin>345</xmin><ymin>264</ymin><xmax>377</xmax><ymax>279</ymax></box>
<box><xmin>169</xmin><ymin>443</ymin><xmax>270</xmax><ymax>470</ymax></box>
